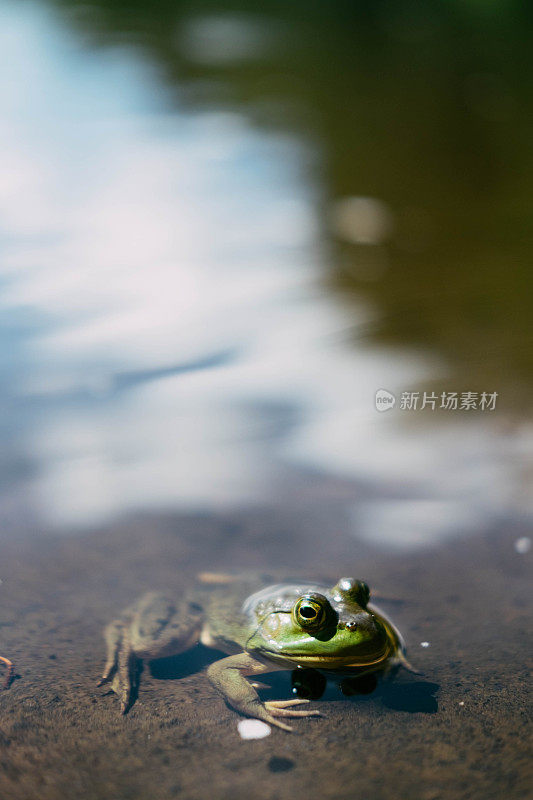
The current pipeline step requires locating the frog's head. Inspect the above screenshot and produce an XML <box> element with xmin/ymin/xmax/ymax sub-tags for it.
<box><xmin>246</xmin><ymin>578</ymin><xmax>393</xmax><ymax>669</ymax></box>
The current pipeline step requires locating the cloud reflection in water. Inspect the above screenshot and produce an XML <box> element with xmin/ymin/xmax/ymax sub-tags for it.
<box><xmin>0</xmin><ymin>2</ymin><xmax>530</xmax><ymax>542</ymax></box>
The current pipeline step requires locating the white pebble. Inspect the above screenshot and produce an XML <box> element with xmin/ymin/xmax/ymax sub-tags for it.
<box><xmin>514</xmin><ymin>537</ymin><xmax>531</xmax><ymax>554</ymax></box>
<box><xmin>420</xmin><ymin>641</ymin><xmax>430</xmax><ymax>648</ymax></box>
<box><xmin>237</xmin><ymin>719</ymin><xmax>271</xmax><ymax>740</ymax></box>
<box><xmin>458</xmin><ymin>701</ymin><xmax>465</xmax><ymax>706</ymax></box>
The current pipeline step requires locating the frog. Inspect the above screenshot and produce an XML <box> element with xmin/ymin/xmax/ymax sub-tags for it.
<box><xmin>97</xmin><ymin>575</ymin><xmax>410</xmax><ymax>731</ymax></box>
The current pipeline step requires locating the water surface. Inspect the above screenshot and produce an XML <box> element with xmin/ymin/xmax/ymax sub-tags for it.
<box><xmin>0</xmin><ymin>0</ymin><xmax>532</xmax><ymax>545</ymax></box>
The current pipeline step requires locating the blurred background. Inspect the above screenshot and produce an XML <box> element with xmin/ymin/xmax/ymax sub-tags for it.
<box><xmin>1</xmin><ymin>0</ymin><xmax>532</xmax><ymax>546</ymax></box>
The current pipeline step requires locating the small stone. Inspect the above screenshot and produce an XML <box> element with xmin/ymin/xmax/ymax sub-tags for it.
<box><xmin>420</xmin><ymin>641</ymin><xmax>430</xmax><ymax>648</ymax></box>
<box><xmin>237</xmin><ymin>719</ymin><xmax>271</xmax><ymax>740</ymax></box>
<box><xmin>514</xmin><ymin>537</ymin><xmax>531</xmax><ymax>554</ymax></box>
<box><xmin>459</xmin><ymin>701</ymin><xmax>465</xmax><ymax>706</ymax></box>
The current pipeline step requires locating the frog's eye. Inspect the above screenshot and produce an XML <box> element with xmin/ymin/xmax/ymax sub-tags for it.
<box><xmin>292</xmin><ymin>593</ymin><xmax>329</xmax><ymax>631</ymax></box>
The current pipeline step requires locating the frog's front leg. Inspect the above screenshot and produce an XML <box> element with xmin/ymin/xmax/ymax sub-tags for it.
<box><xmin>207</xmin><ymin>653</ymin><xmax>321</xmax><ymax>732</ymax></box>
<box><xmin>98</xmin><ymin>592</ymin><xmax>204</xmax><ymax>714</ymax></box>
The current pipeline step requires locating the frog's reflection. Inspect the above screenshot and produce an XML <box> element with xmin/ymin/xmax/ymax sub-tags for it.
<box><xmin>291</xmin><ymin>668</ymin><xmax>377</xmax><ymax>699</ymax></box>
<box><xmin>291</xmin><ymin>667</ymin><xmax>327</xmax><ymax>700</ymax></box>
<box><xmin>291</xmin><ymin>668</ymin><xmax>439</xmax><ymax>714</ymax></box>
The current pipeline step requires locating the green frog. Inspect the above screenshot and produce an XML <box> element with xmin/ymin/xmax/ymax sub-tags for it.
<box><xmin>97</xmin><ymin>575</ymin><xmax>409</xmax><ymax>731</ymax></box>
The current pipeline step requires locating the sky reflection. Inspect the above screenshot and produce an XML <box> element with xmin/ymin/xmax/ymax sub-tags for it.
<box><xmin>0</xmin><ymin>1</ymin><xmax>531</xmax><ymax>543</ymax></box>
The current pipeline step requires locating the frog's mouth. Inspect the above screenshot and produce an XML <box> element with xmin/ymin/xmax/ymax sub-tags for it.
<box><xmin>263</xmin><ymin>642</ymin><xmax>393</xmax><ymax>669</ymax></box>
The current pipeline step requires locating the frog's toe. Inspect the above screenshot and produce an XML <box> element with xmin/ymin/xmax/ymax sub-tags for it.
<box><xmin>98</xmin><ymin>619</ymin><xmax>125</xmax><ymax>686</ymax></box>
<box><xmin>266</xmin><ymin>698</ymin><xmax>311</xmax><ymax>708</ymax></box>
<box><xmin>0</xmin><ymin>656</ymin><xmax>14</xmax><ymax>690</ymax></box>
<box><xmin>264</xmin><ymin>699</ymin><xmax>322</xmax><ymax>719</ymax></box>
<box><xmin>120</xmin><ymin>693</ymin><xmax>130</xmax><ymax>715</ymax></box>
<box><xmin>111</xmin><ymin>672</ymin><xmax>132</xmax><ymax>715</ymax></box>
<box><xmin>263</xmin><ymin>716</ymin><xmax>294</xmax><ymax>732</ymax></box>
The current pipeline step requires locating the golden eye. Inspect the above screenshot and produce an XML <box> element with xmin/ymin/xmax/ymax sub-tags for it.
<box><xmin>292</xmin><ymin>593</ymin><xmax>329</xmax><ymax>631</ymax></box>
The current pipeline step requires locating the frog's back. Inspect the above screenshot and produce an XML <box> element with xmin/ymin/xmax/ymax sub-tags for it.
<box><xmin>196</xmin><ymin>573</ymin><xmax>277</xmax><ymax>653</ymax></box>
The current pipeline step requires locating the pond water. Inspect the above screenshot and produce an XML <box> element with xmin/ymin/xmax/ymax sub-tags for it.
<box><xmin>0</xmin><ymin>0</ymin><xmax>532</xmax><ymax>546</ymax></box>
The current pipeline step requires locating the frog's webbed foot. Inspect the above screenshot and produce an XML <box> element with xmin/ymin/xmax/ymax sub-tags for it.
<box><xmin>0</xmin><ymin>656</ymin><xmax>14</xmax><ymax>690</ymax></box>
<box><xmin>207</xmin><ymin>653</ymin><xmax>322</xmax><ymax>732</ymax></box>
<box><xmin>97</xmin><ymin>619</ymin><xmax>136</xmax><ymax>714</ymax></box>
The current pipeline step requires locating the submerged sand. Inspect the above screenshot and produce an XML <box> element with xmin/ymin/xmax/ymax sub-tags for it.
<box><xmin>0</xmin><ymin>509</ymin><xmax>531</xmax><ymax>800</ymax></box>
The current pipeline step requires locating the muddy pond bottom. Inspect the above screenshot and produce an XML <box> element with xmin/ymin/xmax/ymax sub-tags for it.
<box><xmin>0</xmin><ymin>509</ymin><xmax>530</xmax><ymax>800</ymax></box>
